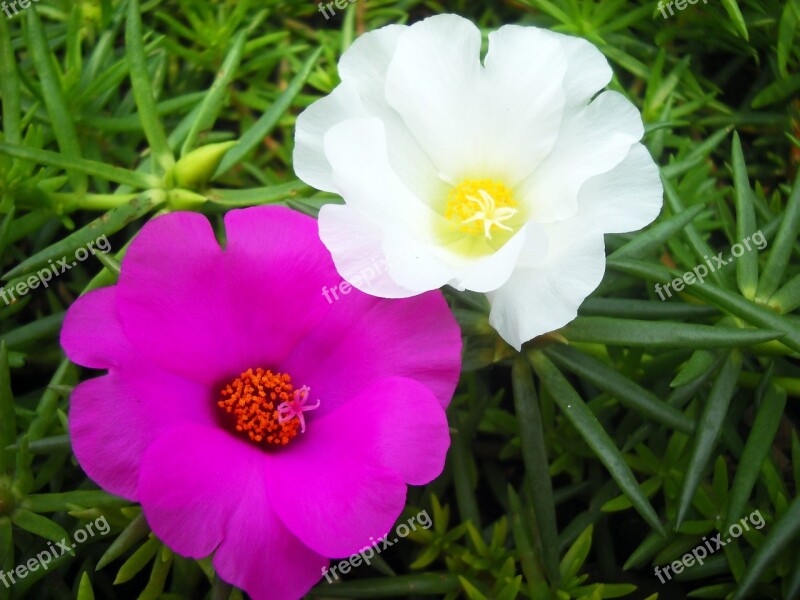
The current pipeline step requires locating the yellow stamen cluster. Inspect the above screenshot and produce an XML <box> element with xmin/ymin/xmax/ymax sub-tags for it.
<box><xmin>444</xmin><ymin>179</ymin><xmax>519</xmax><ymax>239</ymax></box>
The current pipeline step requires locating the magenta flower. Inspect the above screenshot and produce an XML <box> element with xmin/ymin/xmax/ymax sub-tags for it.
<box><xmin>61</xmin><ymin>206</ymin><xmax>462</xmax><ymax>599</ymax></box>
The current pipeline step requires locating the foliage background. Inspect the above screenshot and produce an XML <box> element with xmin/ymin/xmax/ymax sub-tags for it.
<box><xmin>0</xmin><ymin>0</ymin><xmax>798</xmax><ymax>598</ymax></box>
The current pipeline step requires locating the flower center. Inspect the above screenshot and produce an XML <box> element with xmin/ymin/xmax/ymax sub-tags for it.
<box><xmin>445</xmin><ymin>179</ymin><xmax>519</xmax><ymax>239</ymax></box>
<box><xmin>217</xmin><ymin>368</ymin><xmax>320</xmax><ymax>448</ymax></box>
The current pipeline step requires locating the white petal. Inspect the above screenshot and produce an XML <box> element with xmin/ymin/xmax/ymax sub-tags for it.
<box><xmin>323</xmin><ymin>117</ymin><xmax>438</xmax><ymax>232</ymax></box>
<box><xmin>385</xmin><ymin>15</ymin><xmax>569</xmax><ymax>184</ymax></box>
<box><xmin>384</xmin><ymin>15</ymin><xmax>482</xmax><ymax>180</ymax></box>
<box><xmin>477</xmin><ymin>24</ymin><xmax>568</xmax><ymax>182</ymax></box>
<box><xmin>381</xmin><ymin>228</ymin><xmax>461</xmax><ymax>293</ymax></box>
<box><xmin>449</xmin><ymin>226</ymin><xmax>531</xmax><ymax>292</ymax></box>
<box><xmin>293</xmin><ymin>23</ymin><xmax>444</xmax><ymax>200</ymax></box>
<box><xmin>536</xmin><ymin>29</ymin><xmax>612</xmax><ymax>109</ymax></box>
<box><xmin>517</xmin><ymin>90</ymin><xmax>645</xmax><ymax>223</ymax></box>
<box><xmin>577</xmin><ymin>143</ymin><xmax>663</xmax><ymax>234</ymax></box>
<box><xmin>293</xmin><ymin>82</ymin><xmax>366</xmax><ymax>192</ymax></box>
<box><xmin>322</xmin><ymin>117</ymin><xmax>454</xmax><ymax>292</ymax></box>
<box><xmin>338</xmin><ymin>25</ymin><xmax>405</xmax><ymax>90</ymax></box>
<box><xmin>338</xmin><ymin>25</ymin><xmax>445</xmax><ymax>201</ymax></box>
<box><xmin>318</xmin><ymin>204</ymin><xmax>418</xmax><ymax>298</ymax></box>
<box><xmin>387</xmin><ymin>225</ymin><xmax>530</xmax><ymax>294</ymax></box>
<box><xmin>487</xmin><ymin>220</ymin><xmax>606</xmax><ymax>350</ymax></box>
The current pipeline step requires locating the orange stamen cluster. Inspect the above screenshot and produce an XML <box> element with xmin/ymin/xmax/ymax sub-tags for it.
<box><xmin>218</xmin><ymin>368</ymin><xmax>301</xmax><ymax>447</ymax></box>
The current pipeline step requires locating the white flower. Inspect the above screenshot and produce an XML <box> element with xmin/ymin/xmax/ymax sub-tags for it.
<box><xmin>293</xmin><ymin>14</ymin><xmax>663</xmax><ymax>350</ymax></box>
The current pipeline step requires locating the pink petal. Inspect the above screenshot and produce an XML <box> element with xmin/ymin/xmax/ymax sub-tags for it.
<box><xmin>69</xmin><ymin>374</ymin><xmax>143</xmax><ymax>500</ymax></box>
<box><xmin>213</xmin><ymin>479</ymin><xmax>328</xmax><ymax>600</ymax></box>
<box><xmin>139</xmin><ymin>422</ymin><xmax>329</xmax><ymax>600</ymax></box>
<box><xmin>116</xmin><ymin>208</ymin><xmax>347</xmax><ymax>387</ymax></box>
<box><xmin>115</xmin><ymin>212</ymin><xmax>240</xmax><ymax>385</ymax></box>
<box><xmin>60</xmin><ymin>287</ymin><xmax>129</xmax><ymax>370</ymax></box>
<box><xmin>268</xmin><ymin>377</ymin><xmax>449</xmax><ymax>556</ymax></box>
<box><xmin>137</xmin><ymin>423</ymin><xmax>264</xmax><ymax>558</ymax></box>
<box><xmin>69</xmin><ymin>366</ymin><xmax>211</xmax><ymax>500</ymax></box>
<box><xmin>221</xmin><ymin>206</ymin><xmax>340</xmax><ymax>367</ymax></box>
<box><xmin>343</xmin><ymin>376</ymin><xmax>450</xmax><ymax>485</ymax></box>
<box><xmin>64</xmin><ymin>288</ymin><xmax>212</xmax><ymax>500</ymax></box>
<box><xmin>282</xmin><ymin>289</ymin><xmax>461</xmax><ymax>418</ymax></box>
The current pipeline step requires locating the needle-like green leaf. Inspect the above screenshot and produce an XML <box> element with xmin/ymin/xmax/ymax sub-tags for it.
<box><xmin>731</xmin><ymin>496</ymin><xmax>800</xmax><ymax>600</ymax></box>
<box><xmin>725</xmin><ymin>384</ymin><xmax>786</xmax><ymax>526</ymax></box>
<box><xmin>26</xmin><ymin>7</ymin><xmax>87</xmax><ymax>192</ymax></box>
<box><xmin>448</xmin><ymin>410</ymin><xmax>481</xmax><ymax>529</ymax></box>
<box><xmin>3</xmin><ymin>191</ymin><xmax>164</xmax><ymax>280</ymax></box>
<box><xmin>609</xmin><ymin>204</ymin><xmax>705</xmax><ymax>261</ymax></box>
<box><xmin>181</xmin><ymin>29</ymin><xmax>248</xmax><ymax>157</ymax></box>
<box><xmin>661</xmin><ymin>174</ymin><xmax>734</xmax><ymax>290</ymax></box>
<box><xmin>730</xmin><ymin>132</ymin><xmax>759</xmax><ymax>299</ymax></box>
<box><xmin>0</xmin><ymin>18</ymin><xmax>21</xmax><ymax>146</ymax></box>
<box><xmin>0</xmin><ymin>143</ymin><xmax>160</xmax><ymax>189</ymax></box>
<box><xmin>720</xmin><ymin>0</ymin><xmax>749</xmax><ymax>40</ymax></box>
<box><xmin>10</xmin><ymin>509</ymin><xmax>72</xmax><ymax>548</ymax></box>
<box><xmin>608</xmin><ymin>258</ymin><xmax>800</xmax><ymax>354</ymax></box>
<box><xmin>215</xmin><ymin>47</ymin><xmax>322</xmax><ymax>177</ymax></box>
<box><xmin>0</xmin><ymin>343</ymin><xmax>14</xmax><ymax>475</ymax></box>
<box><xmin>77</xmin><ymin>573</ymin><xmax>95</xmax><ymax>600</ymax></box>
<box><xmin>758</xmin><ymin>170</ymin><xmax>800</xmax><ymax>301</ymax></box>
<box><xmin>511</xmin><ymin>356</ymin><xmax>560</xmax><ymax>585</ymax></box>
<box><xmin>561</xmin><ymin>316</ymin><xmax>781</xmax><ymax>349</ymax></box>
<box><xmin>530</xmin><ymin>352</ymin><xmax>664</xmax><ymax>535</ymax></box>
<box><xmin>97</xmin><ymin>513</ymin><xmax>150</xmax><ymax>570</ymax></box>
<box><xmin>126</xmin><ymin>0</ymin><xmax>174</xmax><ymax>174</ymax></box>
<box><xmin>675</xmin><ymin>352</ymin><xmax>742</xmax><ymax>527</ymax></box>
<box><xmin>546</xmin><ymin>344</ymin><xmax>694</xmax><ymax>433</ymax></box>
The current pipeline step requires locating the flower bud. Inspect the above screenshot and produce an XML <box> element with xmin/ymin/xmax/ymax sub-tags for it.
<box><xmin>173</xmin><ymin>141</ymin><xmax>237</xmax><ymax>189</ymax></box>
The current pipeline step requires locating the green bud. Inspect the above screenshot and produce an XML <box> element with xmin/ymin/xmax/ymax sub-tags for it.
<box><xmin>173</xmin><ymin>141</ymin><xmax>237</xmax><ymax>189</ymax></box>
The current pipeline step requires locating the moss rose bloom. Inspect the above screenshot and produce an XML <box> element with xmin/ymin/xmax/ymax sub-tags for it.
<box><xmin>61</xmin><ymin>206</ymin><xmax>462</xmax><ymax>599</ymax></box>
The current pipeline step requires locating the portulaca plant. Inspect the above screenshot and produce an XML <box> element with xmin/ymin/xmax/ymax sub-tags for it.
<box><xmin>294</xmin><ymin>14</ymin><xmax>663</xmax><ymax>349</ymax></box>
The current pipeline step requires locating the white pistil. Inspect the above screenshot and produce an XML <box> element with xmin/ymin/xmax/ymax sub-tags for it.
<box><xmin>460</xmin><ymin>189</ymin><xmax>519</xmax><ymax>239</ymax></box>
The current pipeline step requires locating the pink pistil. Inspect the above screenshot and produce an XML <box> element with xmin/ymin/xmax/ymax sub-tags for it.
<box><xmin>277</xmin><ymin>386</ymin><xmax>321</xmax><ymax>434</ymax></box>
